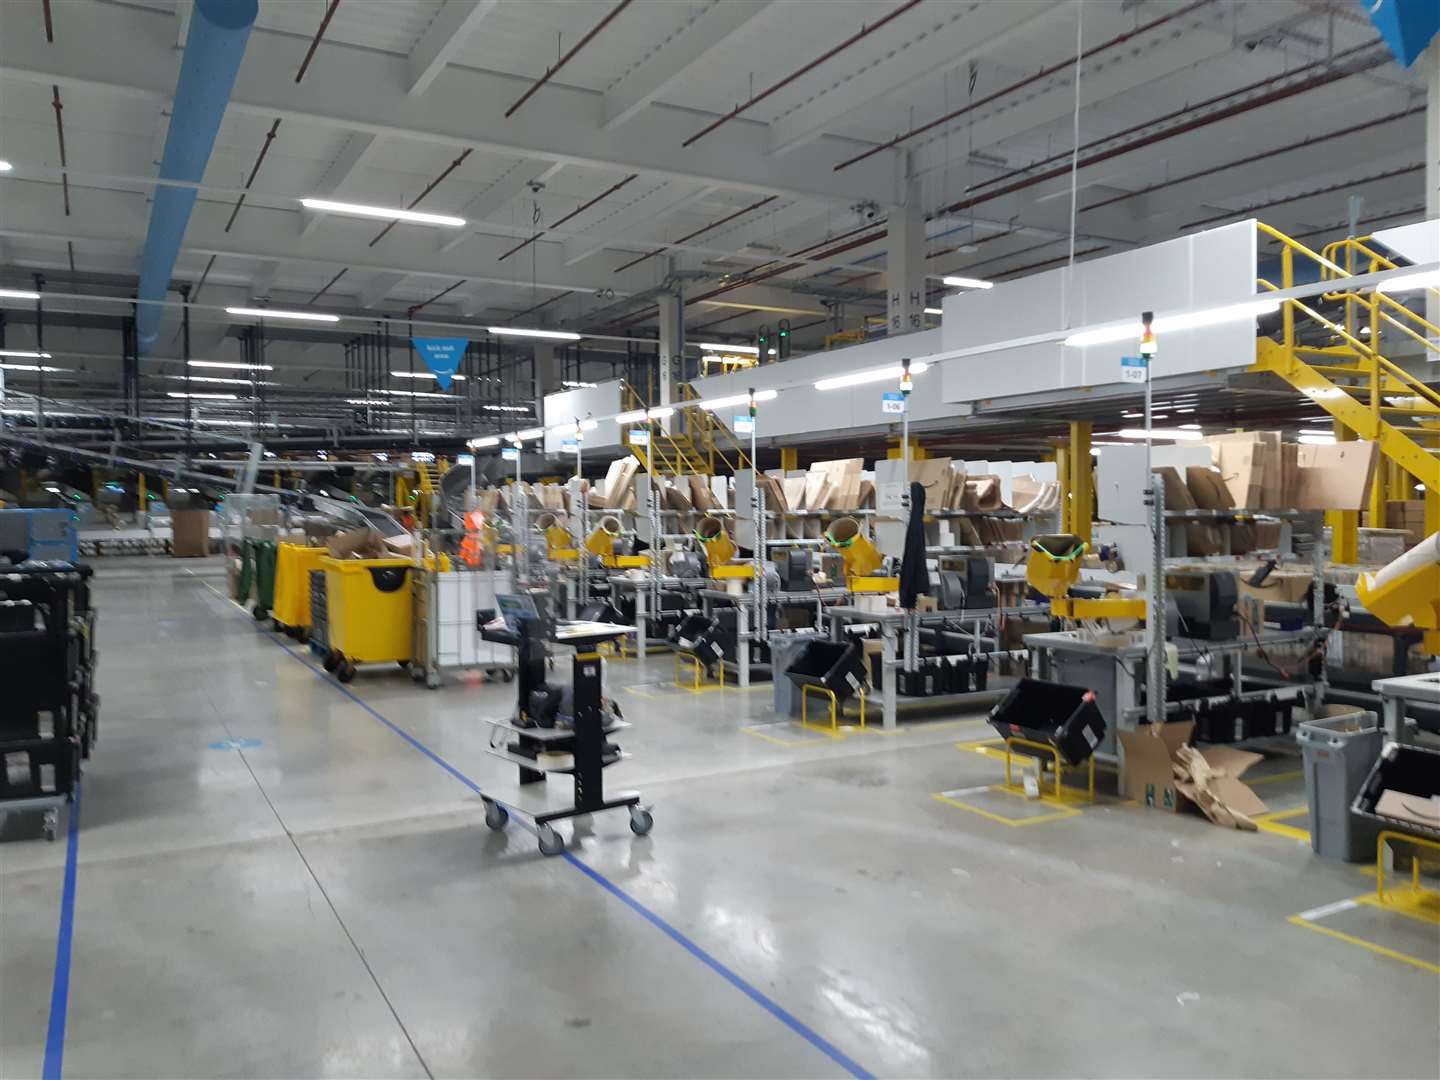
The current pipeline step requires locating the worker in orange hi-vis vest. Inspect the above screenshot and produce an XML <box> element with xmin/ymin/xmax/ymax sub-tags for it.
<box><xmin>459</xmin><ymin>508</ymin><xmax>494</xmax><ymax>568</ymax></box>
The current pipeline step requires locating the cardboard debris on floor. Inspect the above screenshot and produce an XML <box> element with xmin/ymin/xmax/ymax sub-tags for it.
<box><xmin>1118</xmin><ymin>721</ymin><xmax>1267</xmax><ymax>830</ymax></box>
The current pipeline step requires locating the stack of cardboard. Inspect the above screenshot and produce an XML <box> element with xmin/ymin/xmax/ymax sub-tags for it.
<box><xmin>1118</xmin><ymin>722</ymin><xmax>1267</xmax><ymax>830</ymax></box>
<box><xmin>1196</xmin><ymin>432</ymin><xmax>1376</xmax><ymax>513</ymax></box>
<box><xmin>598</xmin><ymin>458</ymin><xmax>639</xmax><ymax>510</ymax></box>
<box><xmin>170</xmin><ymin>509</ymin><xmax>211</xmax><ymax>558</ymax></box>
<box><xmin>1386</xmin><ymin>500</ymin><xmax>1425</xmax><ymax>546</ymax></box>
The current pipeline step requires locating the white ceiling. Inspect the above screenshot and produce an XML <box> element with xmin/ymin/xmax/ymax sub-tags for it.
<box><xmin>0</xmin><ymin>0</ymin><xmax>1430</xmax><ymax>424</ymax></box>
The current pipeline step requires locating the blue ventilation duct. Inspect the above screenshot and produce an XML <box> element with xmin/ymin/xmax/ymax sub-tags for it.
<box><xmin>135</xmin><ymin>0</ymin><xmax>258</xmax><ymax>352</ymax></box>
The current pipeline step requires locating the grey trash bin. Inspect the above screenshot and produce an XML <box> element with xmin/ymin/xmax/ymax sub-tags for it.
<box><xmin>1297</xmin><ymin>705</ymin><xmax>1383</xmax><ymax>861</ymax></box>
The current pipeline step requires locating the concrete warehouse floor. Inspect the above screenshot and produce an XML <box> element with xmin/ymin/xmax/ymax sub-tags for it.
<box><xmin>1</xmin><ymin>559</ymin><xmax>1437</xmax><ymax>1079</ymax></box>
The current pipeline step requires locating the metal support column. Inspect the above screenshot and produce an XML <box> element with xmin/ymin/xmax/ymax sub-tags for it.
<box><xmin>1328</xmin><ymin>421</ymin><xmax>1359</xmax><ymax>563</ymax></box>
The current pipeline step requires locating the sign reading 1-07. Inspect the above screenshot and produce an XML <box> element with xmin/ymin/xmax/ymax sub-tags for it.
<box><xmin>1120</xmin><ymin>356</ymin><xmax>1148</xmax><ymax>384</ymax></box>
<box><xmin>411</xmin><ymin>337</ymin><xmax>469</xmax><ymax>390</ymax></box>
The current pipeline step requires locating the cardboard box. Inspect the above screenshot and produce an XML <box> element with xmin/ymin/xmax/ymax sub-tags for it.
<box><xmin>1186</xmin><ymin>467</ymin><xmax>1234</xmax><ymax>510</ymax></box>
<box><xmin>326</xmin><ymin>526</ymin><xmax>386</xmax><ymax>559</ymax></box>
<box><xmin>1118</xmin><ymin>721</ymin><xmax>1267</xmax><ymax>829</ymax></box>
<box><xmin>1199</xmin><ymin>433</ymin><xmax>1263</xmax><ymax>508</ymax></box>
<box><xmin>1237</xmin><ymin>568</ymin><xmax>1310</xmax><ymax>606</ymax></box>
<box><xmin>1294</xmin><ymin>440</ymin><xmax>1378</xmax><ymax>511</ymax></box>
<box><xmin>170</xmin><ymin>509</ymin><xmax>211</xmax><ymax>557</ymax></box>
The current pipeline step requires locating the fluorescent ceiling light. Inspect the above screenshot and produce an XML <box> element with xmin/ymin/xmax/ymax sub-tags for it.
<box><xmin>1299</xmin><ymin>433</ymin><xmax>1336</xmax><ymax>445</ymax></box>
<box><xmin>515</xmin><ymin>427</ymin><xmax>545</xmax><ymax>440</ymax></box>
<box><xmin>814</xmin><ymin>360</ymin><xmax>929</xmax><ymax>392</ymax></box>
<box><xmin>487</xmin><ymin>326</ymin><xmax>581</xmax><ymax>341</ymax></box>
<box><xmin>614</xmin><ymin>409</ymin><xmax>646</xmax><ymax>424</ymax></box>
<box><xmin>482</xmin><ymin>404</ymin><xmax>529</xmax><ymax>413</ymax></box>
<box><xmin>300</xmin><ymin>197</ymin><xmax>464</xmax><ymax>228</ymax></box>
<box><xmin>1115</xmin><ymin>428</ymin><xmax>1202</xmax><ymax>440</ymax></box>
<box><xmin>698</xmin><ymin>342</ymin><xmax>759</xmax><ymax>354</ymax></box>
<box><xmin>1378</xmin><ymin>269</ymin><xmax>1440</xmax><ymax>293</ymax></box>
<box><xmin>1179</xmin><ymin>423</ymin><xmax>1202</xmax><ymax>430</ymax></box>
<box><xmin>645</xmin><ymin>406</ymin><xmax>674</xmax><ymax>420</ymax></box>
<box><xmin>468</xmin><ymin>436</ymin><xmax>501</xmax><ymax>448</ymax></box>
<box><xmin>562</xmin><ymin>380</ymin><xmax>597</xmax><ymax>388</ymax></box>
<box><xmin>579</xmin><ymin>418</ymin><xmax>598</xmax><ymax>431</ymax></box>
<box><xmin>0</xmin><ymin>289</ymin><xmax>41</xmax><ymax>301</ymax></box>
<box><xmin>1299</xmin><ymin>428</ymin><xmax>1335</xmax><ymax>436</ymax></box>
<box><xmin>227</xmin><ymin>306</ymin><xmax>341</xmax><ymax>323</ymax></box>
<box><xmin>164</xmin><ymin>374</ymin><xmax>266</xmax><ymax>386</ymax></box>
<box><xmin>347</xmin><ymin>399</ymin><xmax>390</xmax><ymax>406</ymax></box>
<box><xmin>693</xmin><ymin>389</ymin><xmax>778</xmax><ymax>412</ymax></box>
<box><xmin>0</xmin><ymin>348</ymin><xmax>52</xmax><ymax>359</ymax></box>
<box><xmin>924</xmin><ymin>307</ymin><xmax>943</xmax><ymax>316</ymax></box>
<box><xmin>941</xmin><ymin>276</ymin><xmax>993</xmax><ymax>289</ymax></box>
<box><xmin>1063</xmin><ymin>299</ymin><xmax>1279</xmax><ymax>347</ymax></box>
<box><xmin>379</xmin><ymin>388</ymin><xmax>452</xmax><ymax>399</ymax></box>
<box><xmin>392</xmin><ymin>370</ymin><xmax>468</xmax><ymax>380</ymax></box>
<box><xmin>189</xmin><ymin>359</ymin><xmax>274</xmax><ymax>371</ymax></box>
<box><xmin>167</xmin><ymin>391</ymin><xmax>238</xmax><ymax>400</ymax></box>
<box><xmin>0</xmin><ymin>160</ymin><xmax>12</xmax><ymax>172</ymax></box>
<box><xmin>0</xmin><ymin>363</ymin><xmax>62</xmax><ymax>372</ymax></box>
<box><xmin>1175</xmin><ymin>407</ymin><xmax>1195</xmax><ymax>413</ymax></box>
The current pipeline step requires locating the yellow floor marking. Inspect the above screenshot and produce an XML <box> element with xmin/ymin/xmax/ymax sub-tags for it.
<box><xmin>1287</xmin><ymin>914</ymin><xmax>1440</xmax><ymax>975</ymax></box>
<box><xmin>740</xmin><ymin>723</ymin><xmax>845</xmax><ymax>748</ymax></box>
<box><xmin>1246</xmin><ymin>770</ymin><xmax>1304</xmax><ymax>787</ymax></box>
<box><xmin>1356</xmin><ymin>889</ymin><xmax>1440</xmax><ymax>927</ymax></box>
<box><xmin>931</xmin><ymin>791</ymin><xmax>1082</xmax><ymax>827</ymax></box>
<box><xmin>1254</xmin><ymin>806</ymin><xmax>1310</xmax><ymax>842</ymax></box>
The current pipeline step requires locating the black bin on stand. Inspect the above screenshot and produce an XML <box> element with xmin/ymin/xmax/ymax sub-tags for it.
<box><xmin>783</xmin><ymin>640</ymin><xmax>867</xmax><ymax>703</ymax></box>
<box><xmin>988</xmin><ymin>677</ymin><xmax>1106</xmax><ymax>764</ymax></box>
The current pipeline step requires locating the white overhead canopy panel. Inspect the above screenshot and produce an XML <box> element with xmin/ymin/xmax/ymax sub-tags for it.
<box><xmin>939</xmin><ymin>221</ymin><xmax>1259</xmax><ymax>404</ymax></box>
<box><xmin>543</xmin><ymin>380</ymin><xmax>624</xmax><ymax>454</ymax></box>
<box><xmin>1371</xmin><ymin>219</ymin><xmax>1440</xmax><ymax>266</ymax></box>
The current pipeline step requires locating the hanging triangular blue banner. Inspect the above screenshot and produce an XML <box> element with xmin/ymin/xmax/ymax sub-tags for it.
<box><xmin>1365</xmin><ymin>0</ymin><xmax>1440</xmax><ymax>67</ymax></box>
<box><xmin>411</xmin><ymin>337</ymin><xmax>468</xmax><ymax>390</ymax></box>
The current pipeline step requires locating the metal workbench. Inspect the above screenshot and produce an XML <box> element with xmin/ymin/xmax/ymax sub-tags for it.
<box><xmin>824</xmin><ymin>603</ymin><xmax>1045</xmax><ymax>729</ymax></box>
<box><xmin>1371</xmin><ymin>672</ymin><xmax>1440</xmax><ymax>746</ymax></box>
<box><xmin>1023</xmin><ymin>627</ymin><xmax>1326</xmax><ymax>760</ymax></box>
<box><xmin>697</xmin><ymin>585</ymin><xmax>850</xmax><ymax>687</ymax></box>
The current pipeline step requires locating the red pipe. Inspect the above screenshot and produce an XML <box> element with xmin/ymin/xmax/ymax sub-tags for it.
<box><xmin>307</xmin><ymin>268</ymin><xmax>348</xmax><ymax>305</ymax></box>
<box><xmin>497</xmin><ymin>174</ymin><xmax>638</xmax><ymax>261</ymax></box>
<box><xmin>935</xmin><ymin>47</ymin><xmax>1387</xmax><ymax>218</ymax></box>
<box><xmin>1081</xmin><ymin>107</ymin><xmax>1424</xmax><ymax>213</ymax></box>
<box><xmin>967</xmin><ymin>42</ymin><xmax>1379</xmax><ymax>198</ymax></box>
<box><xmin>833</xmin><ymin>0</ymin><xmax>1213</xmax><ymax>173</ymax></box>
<box><xmin>613</xmin><ymin>195</ymin><xmax>777</xmax><ymax>273</ymax></box>
<box><xmin>682</xmin><ymin>0</ymin><xmax>924</xmax><ymax>148</ymax></box>
<box><xmin>408</xmin><ymin>278</ymin><xmax>468</xmax><ymax>317</ymax></box>
<box><xmin>505</xmin><ymin>0</ymin><xmax>634</xmax><ymax>118</ymax></box>
<box><xmin>1289</xmin><ymin>204</ymin><xmax>1425</xmax><ymax>243</ymax></box>
<box><xmin>225</xmin><ymin>117</ymin><xmax>282</xmax><ymax>232</ymax></box>
<box><xmin>50</xmin><ymin>84</ymin><xmax>69</xmax><ymax>216</ymax></box>
<box><xmin>992</xmin><ymin>246</ymin><xmax>1107</xmax><ymax>279</ymax></box>
<box><xmin>510</xmin><ymin>290</ymin><xmax>575</xmax><ymax>320</ymax></box>
<box><xmin>369</xmin><ymin>149</ymin><xmax>474</xmax><ymax>247</ymax></box>
<box><xmin>1182</xmin><ymin>163</ymin><xmax>1423</xmax><ymax>230</ymax></box>
<box><xmin>296</xmin><ymin>0</ymin><xmax>342</xmax><ymax>84</ymax></box>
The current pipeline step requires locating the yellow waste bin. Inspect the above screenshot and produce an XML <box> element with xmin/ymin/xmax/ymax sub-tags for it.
<box><xmin>321</xmin><ymin>556</ymin><xmax>416</xmax><ymax>682</ymax></box>
<box><xmin>271</xmin><ymin>543</ymin><xmax>327</xmax><ymax>639</ymax></box>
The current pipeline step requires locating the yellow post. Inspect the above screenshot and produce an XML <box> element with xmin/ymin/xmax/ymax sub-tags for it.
<box><xmin>779</xmin><ymin>447</ymin><xmax>798</xmax><ymax>471</ymax></box>
<box><xmin>137</xmin><ymin>472</ymin><xmax>146</xmax><ymax>509</ymax></box>
<box><xmin>1368</xmin><ymin>450</ymin><xmax>1387</xmax><ymax>529</ymax></box>
<box><xmin>1328</xmin><ymin>422</ymin><xmax>1359</xmax><ymax>564</ymax></box>
<box><xmin>1069</xmin><ymin>421</ymin><xmax>1092</xmax><ymax>545</ymax></box>
<box><xmin>886</xmin><ymin>438</ymin><xmax>926</xmax><ymax>460</ymax></box>
<box><xmin>1056</xmin><ymin>445</ymin><xmax>1071</xmax><ymax>533</ymax></box>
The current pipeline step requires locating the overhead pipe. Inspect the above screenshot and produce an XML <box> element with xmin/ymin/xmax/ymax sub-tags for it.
<box><xmin>134</xmin><ymin>0</ymin><xmax>257</xmax><ymax>353</ymax></box>
<box><xmin>505</xmin><ymin>0</ymin><xmax>634</xmax><ymax>118</ymax></box>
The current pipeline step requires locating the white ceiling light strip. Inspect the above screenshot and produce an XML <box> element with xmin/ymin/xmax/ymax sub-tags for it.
<box><xmin>226</xmin><ymin>306</ymin><xmax>341</xmax><ymax>323</ymax></box>
<box><xmin>299</xmin><ymin>198</ymin><xmax>465</xmax><ymax>228</ymax></box>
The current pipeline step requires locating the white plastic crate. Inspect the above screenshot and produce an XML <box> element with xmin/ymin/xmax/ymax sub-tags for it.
<box><xmin>434</xmin><ymin>571</ymin><xmax>508</xmax><ymax>668</ymax></box>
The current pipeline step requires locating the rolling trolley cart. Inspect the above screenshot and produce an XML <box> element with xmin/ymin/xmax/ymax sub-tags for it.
<box><xmin>411</xmin><ymin>567</ymin><xmax>514</xmax><ymax>689</ymax></box>
<box><xmin>271</xmin><ymin>543</ymin><xmax>326</xmax><ymax>640</ymax></box>
<box><xmin>320</xmin><ymin>556</ymin><xmax>416</xmax><ymax>683</ymax></box>
<box><xmin>480</xmin><ymin>594</ymin><xmax>651</xmax><ymax>856</ymax></box>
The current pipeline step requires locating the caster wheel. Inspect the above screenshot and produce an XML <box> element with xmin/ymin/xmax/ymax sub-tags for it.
<box><xmin>253</xmin><ymin>606</ymin><xmax>268</xmax><ymax>622</ymax></box>
<box><xmin>296</xmin><ymin>628</ymin><xmax>309</xmax><ymax>644</ymax></box>
<box><xmin>397</xmin><ymin>660</ymin><xmax>410</xmax><ymax>670</ymax></box>
<box><xmin>323</xmin><ymin>650</ymin><xmax>341</xmax><ymax>673</ymax></box>
<box><xmin>283</xmin><ymin>624</ymin><xmax>298</xmax><ymax>638</ymax></box>
<box><xmin>537</xmin><ymin>825</ymin><xmax>564</xmax><ymax>856</ymax></box>
<box><xmin>409</xmin><ymin>664</ymin><xmax>425</xmax><ymax>682</ymax></box>
<box><xmin>337</xmin><ymin>662</ymin><xmax>356</xmax><ymax>684</ymax></box>
<box><xmin>43</xmin><ymin>811</ymin><xmax>58</xmax><ymax>842</ymax></box>
<box><xmin>484</xmin><ymin>801</ymin><xmax>509</xmax><ymax>830</ymax></box>
<box><xmin>629</xmin><ymin>807</ymin><xmax>654</xmax><ymax>836</ymax></box>
<box><xmin>426</xmin><ymin>672</ymin><xmax>440</xmax><ymax>690</ymax></box>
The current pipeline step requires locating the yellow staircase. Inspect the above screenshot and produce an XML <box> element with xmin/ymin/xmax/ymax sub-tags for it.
<box><xmin>619</xmin><ymin>382</ymin><xmax>754</xmax><ymax>477</ymax></box>
<box><xmin>1249</xmin><ymin>222</ymin><xmax>1440</xmax><ymax>560</ymax></box>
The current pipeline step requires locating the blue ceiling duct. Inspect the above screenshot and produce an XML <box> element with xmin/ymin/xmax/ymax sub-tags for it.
<box><xmin>135</xmin><ymin>0</ymin><xmax>258</xmax><ymax>352</ymax></box>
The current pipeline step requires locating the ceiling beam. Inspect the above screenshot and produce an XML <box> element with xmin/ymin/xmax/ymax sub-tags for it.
<box><xmin>438</xmin><ymin>157</ymin><xmax>555</xmax><ymax>253</ymax></box>
<box><xmin>691</xmin><ymin>284</ymin><xmax>827</xmax><ymax>317</ymax></box>
<box><xmin>407</xmin><ymin>0</ymin><xmax>500</xmax><ymax>97</ymax></box>
<box><xmin>767</xmin><ymin>1</ymin><xmax>1057</xmax><ymax>157</ymax></box>
<box><xmin>300</xmin><ymin>132</ymin><xmax>384</xmax><ymax>237</ymax></box>
<box><xmin>359</xmin><ymin>271</ymin><xmax>407</xmax><ymax>308</ymax></box>
<box><xmin>562</xmin><ymin>181</ymin><xmax>716</xmax><ymax>265</ymax></box>
<box><xmin>602</xmin><ymin>0</ymin><xmax>771</xmax><ymax>130</ymax></box>
<box><xmin>174</xmin><ymin>0</ymin><xmax>192</xmax><ymax>49</ymax></box>
<box><xmin>1</xmin><ymin>2</ymin><xmax>897</xmax><ymax>207</ymax></box>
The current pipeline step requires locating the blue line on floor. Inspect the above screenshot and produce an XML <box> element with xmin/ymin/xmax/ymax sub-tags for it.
<box><xmin>257</xmin><ymin>628</ymin><xmax>874</xmax><ymax>1079</ymax></box>
<box><xmin>43</xmin><ymin>783</ymin><xmax>81</xmax><ymax>1080</ymax></box>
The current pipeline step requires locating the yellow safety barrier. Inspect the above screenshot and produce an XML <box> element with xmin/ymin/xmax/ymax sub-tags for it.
<box><xmin>1377</xmin><ymin>830</ymin><xmax>1440</xmax><ymax>909</ymax></box>
<box><xmin>800</xmin><ymin>683</ymin><xmax>866</xmax><ymax>733</ymax></box>
<box><xmin>1003</xmin><ymin>736</ymin><xmax>1096</xmax><ymax>802</ymax></box>
<box><xmin>674</xmin><ymin>651</ymin><xmax>718</xmax><ymax>691</ymax></box>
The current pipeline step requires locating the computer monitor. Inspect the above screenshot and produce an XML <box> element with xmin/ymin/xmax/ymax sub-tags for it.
<box><xmin>495</xmin><ymin>593</ymin><xmax>541</xmax><ymax>629</ymax></box>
